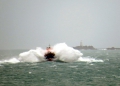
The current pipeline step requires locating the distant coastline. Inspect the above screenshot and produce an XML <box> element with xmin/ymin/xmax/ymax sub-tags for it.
<box><xmin>73</xmin><ymin>41</ymin><xmax>120</xmax><ymax>50</ymax></box>
<box><xmin>73</xmin><ymin>41</ymin><xmax>96</xmax><ymax>50</ymax></box>
<box><xmin>73</xmin><ymin>45</ymin><xmax>96</xmax><ymax>50</ymax></box>
<box><xmin>106</xmin><ymin>47</ymin><xmax>120</xmax><ymax>50</ymax></box>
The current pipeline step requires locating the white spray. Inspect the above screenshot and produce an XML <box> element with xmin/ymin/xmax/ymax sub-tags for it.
<box><xmin>19</xmin><ymin>43</ymin><xmax>83</xmax><ymax>62</ymax></box>
<box><xmin>0</xmin><ymin>43</ymin><xmax>104</xmax><ymax>64</ymax></box>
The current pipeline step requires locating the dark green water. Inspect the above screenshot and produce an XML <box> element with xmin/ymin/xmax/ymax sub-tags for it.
<box><xmin>0</xmin><ymin>50</ymin><xmax>120</xmax><ymax>86</ymax></box>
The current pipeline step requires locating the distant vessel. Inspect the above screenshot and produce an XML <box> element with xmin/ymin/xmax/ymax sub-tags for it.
<box><xmin>73</xmin><ymin>41</ymin><xmax>96</xmax><ymax>50</ymax></box>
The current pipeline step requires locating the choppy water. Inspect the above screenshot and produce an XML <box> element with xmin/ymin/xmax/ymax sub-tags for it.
<box><xmin>0</xmin><ymin>50</ymin><xmax>120</xmax><ymax>86</ymax></box>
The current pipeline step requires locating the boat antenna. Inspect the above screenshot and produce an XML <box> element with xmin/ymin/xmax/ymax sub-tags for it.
<box><xmin>49</xmin><ymin>44</ymin><xmax>51</xmax><ymax>48</ymax></box>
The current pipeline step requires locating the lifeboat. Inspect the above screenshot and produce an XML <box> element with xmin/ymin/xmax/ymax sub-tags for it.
<box><xmin>44</xmin><ymin>46</ymin><xmax>55</xmax><ymax>61</ymax></box>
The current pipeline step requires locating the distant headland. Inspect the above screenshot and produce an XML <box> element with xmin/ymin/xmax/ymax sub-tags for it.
<box><xmin>106</xmin><ymin>47</ymin><xmax>120</xmax><ymax>50</ymax></box>
<box><xmin>73</xmin><ymin>41</ymin><xmax>96</xmax><ymax>50</ymax></box>
<box><xmin>73</xmin><ymin>41</ymin><xmax>120</xmax><ymax>50</ymax></box>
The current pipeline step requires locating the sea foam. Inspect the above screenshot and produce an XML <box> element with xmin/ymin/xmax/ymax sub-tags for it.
<box><xmin>0</xmin><ymin>58</ymin><xmax>20</xmax><ymax>64</ymax></box>
<box><xmin>78</xmin><ymin>56</ymin><xmax>104</xmax><ymax>62</ymax></box>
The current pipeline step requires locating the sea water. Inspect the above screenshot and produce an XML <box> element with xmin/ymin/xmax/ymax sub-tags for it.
<box><xmin>0</xmin><ymin>49</ymin><xmax>120</xmax><ymax>86</ymax></box>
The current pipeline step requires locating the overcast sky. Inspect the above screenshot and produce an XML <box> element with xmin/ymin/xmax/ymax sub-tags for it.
<box><xmin>0</xmin><ymin>0</ymin><xmax>120</xmax><ymax>49</ymax></box>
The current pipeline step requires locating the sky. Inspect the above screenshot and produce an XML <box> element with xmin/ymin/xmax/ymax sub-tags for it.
<box><xmin>0</xmin><ymin>0</ymin><xmax>120</xmax><ymax>49</ymax></box>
